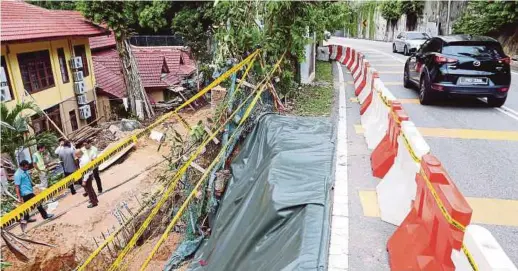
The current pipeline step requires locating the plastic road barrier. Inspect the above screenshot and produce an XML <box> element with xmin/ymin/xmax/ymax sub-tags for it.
<box><xmin>387</xmin><ymin>154</ymin><xmax>472</xmax><ymax>271</ymax></box>
<box><xmin>452</xmin><ymin>225</ymin><xmax>518</xmax><ymax>271</ymax></box>
<box><xmin>370</xmin><ymin>101</ymin><xmax>408</xmax><ymax>178</ymax></box>
<box><xmin>376</xmin><ymin>121</ymin><xmax>430</xmax><ymax>226</ymax></box>
<box><xmin>363</xmin><ymin>85</ymin><xmax>396</xmax><ymax>150</ymax></box>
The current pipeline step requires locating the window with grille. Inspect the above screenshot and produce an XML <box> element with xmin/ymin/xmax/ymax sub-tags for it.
<box><xmin>57</xmin><ymin>48</ymin><xmax>69</xmax><ymax>83</ymax></box>
<box><xmin>31</xmin><ymin>105</ymin><xmax>63</xmax><ymax>135</ymax></box>
<box><xmin>73</xmin><ymin>45</ymin><xmax>89</xmax><ymax>77</ymax></box>
<box><xmin>17</xmin><ymin>50</ymin><xmax>55</xmax><ymax>93</ymax></box>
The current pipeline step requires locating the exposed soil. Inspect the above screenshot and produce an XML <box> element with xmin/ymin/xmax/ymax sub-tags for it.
<box><xmin>1</xmin><ymin>107</ymin><xmax>212</xmax><ymax>271</ymax></box>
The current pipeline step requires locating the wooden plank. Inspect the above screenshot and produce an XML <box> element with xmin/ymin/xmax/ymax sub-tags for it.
<box><xmin>98</xmin><ymin>143</ymin><xmax>135</xmax><ymax>171</ymax></box>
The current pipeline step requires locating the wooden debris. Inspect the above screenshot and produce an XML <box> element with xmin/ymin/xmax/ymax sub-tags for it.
<box><xmin>204</xmin><ymin>126</ymin><xmax>220</xmax><ymax>145</ymax></box>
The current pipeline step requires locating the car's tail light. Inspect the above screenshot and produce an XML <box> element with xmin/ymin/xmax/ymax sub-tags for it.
<box><xmin>434</xmin><ymin>55</ymin><xmax>458</xmax><ymax>64</ymax></box>
<box><xmin>498</xmin><ymin>57</ymin><xmax>511</xmax><ymax>64</ymax></box>
<box><xmin>497</xmin><ymin>87</ymin><xmax>509</xmax><ymax>92</ymax></box>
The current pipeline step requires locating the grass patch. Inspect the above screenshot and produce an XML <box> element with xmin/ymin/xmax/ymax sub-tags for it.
<box><xmin>292</xmin><ymin>61</ymin><xmax>334</xmax><ymax>116</ymax></box>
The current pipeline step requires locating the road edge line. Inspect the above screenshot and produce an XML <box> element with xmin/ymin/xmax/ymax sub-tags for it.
<box><xmin>328</xmin><ymin>61</ymin><xmax>350</xmax><ymax>270</ymax></box>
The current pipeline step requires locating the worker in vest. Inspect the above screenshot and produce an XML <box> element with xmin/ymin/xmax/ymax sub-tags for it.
<box><xmin>32</xmin><ymin>144</ymin><xmax>48</xmax><ymax>189</ymax></box>
<box><xmin>82</xmin><ymin>139</ymin><xmax>102</xmax><ymax>194</ymax></box>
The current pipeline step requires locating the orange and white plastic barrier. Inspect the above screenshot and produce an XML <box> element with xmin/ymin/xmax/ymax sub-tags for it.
<box><xmin>326</xmin><ymin>44</ymin><xmax>516</xmax><ymax>271</ymax></box>
<box><xmin>376</xmin><ymin>121</ymin><xmax>430</xmax><ymax>226</ymax></box>
<box><xmin>362</xmin><ymin>83</ymin><xmax>396</xmax><ymax>150</ymax></box>
<box><xmin>370</xmin><ymin>101</ymin><xmax>408</xmax><ymax>178</ymax></box>
<box><xmin>346</xmin><ymin>48</ymin><xmax>356</xmax><ymax>70</ymax></box>
<box><xmin>452</xmin><ymin>225</ymin><xmax>518</xmax><ymax>271</ymax></box>
<box><xmin>387</xmin><ymin>154</ymin><xmax>472</xmax><ymax>271</ymax></box>
<box><xmin>357</xmin><ymin>64</ymin><xmax>375</xmax><ymax>104</ymax></box>
<box><xmin>351</xmin><ymin>53</ymin><xmax>363</xmax><ymax>81</ymax></box>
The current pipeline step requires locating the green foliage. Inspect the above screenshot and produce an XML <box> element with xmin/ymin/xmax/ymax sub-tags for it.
<box><xmin>292</xmin><ymin>61</ymin><xmax>333</xmax><ymax>116</ymax></box>
<box><xmin>453</xmin><ymin>1</ymin><xmax>518</xmax><ymax>36</ymax></box>
<box><xmin>171</xmin><ymin>3</ymin><xmax>214</xmax><ymax>62</ymax></box>
<box><xmin>399</xmin><ymin>0</ymin><xmax>424</xmax><ymax>16</ymax></box>
<box><xmin>0</xmin><ymin>102</ymin><xmax>58</xmax><ymax>164</ymax></box>
<box><xmin>380</xmin><ymin>1</ymin><xmax>402</xmax><ymax>23</ymax></box>
<box><xmin>205</xmin><ymin>1</ymin><xmax>351</xmax><ymax>94</ymax></box>
<box><xmin>30</xmin><ymin>1</ymin><xmax>78</xmax><ymax>10</ymax></box>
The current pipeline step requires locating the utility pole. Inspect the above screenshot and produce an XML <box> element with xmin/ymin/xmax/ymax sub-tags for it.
<box><xmin>446</xmin><ymin>0</ymin><xmax>452</xmax><ymax>35</ymax></box>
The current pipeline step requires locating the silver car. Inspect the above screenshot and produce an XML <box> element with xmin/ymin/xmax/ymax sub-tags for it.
<box><xmin>393</xmin><ymin>31</ymin><xmax>431</xmax><ymax>55</ymax></box>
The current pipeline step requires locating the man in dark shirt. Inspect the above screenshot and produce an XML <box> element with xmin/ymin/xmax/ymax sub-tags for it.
<box><xmin>56</xmin><ymin>140</ymin><xmax>78</xmax><ymax>195</ymax></box>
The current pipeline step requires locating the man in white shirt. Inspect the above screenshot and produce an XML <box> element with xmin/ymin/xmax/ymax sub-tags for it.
<box><xmin>81</xmin><ymin>140</ymin><xmax>102</xmax><ymax>194</ymax></box>
<box><xmin>74</xmin><ymin>149</ymin><xmax>98</xmax><ymax>208</ymax></box>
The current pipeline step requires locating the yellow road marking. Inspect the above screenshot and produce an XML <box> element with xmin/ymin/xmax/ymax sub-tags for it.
<box><xmin>349</xmin><ymin>97</ymin><xmax>418</xmax><ymax>104</ymax></box>
<box><xmin>359</xmin><ymin>190</ymin><xmax>381</xmax><ymax>217</ymax></box>
<box><xmin>359</xmin><ymin>190</ymin><xmax>518</xmax><ymax>226</ymax></box>
<box><xmin>353</xmin><ymin>125</ymin><xmax>518</xmax><ymax>141</ymax></box>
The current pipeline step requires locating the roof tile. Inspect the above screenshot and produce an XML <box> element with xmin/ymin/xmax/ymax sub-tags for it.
<box><xmin>1</xmin><ymin>1</ymin><xmax>108</xmax><ymax>42</ymax></box>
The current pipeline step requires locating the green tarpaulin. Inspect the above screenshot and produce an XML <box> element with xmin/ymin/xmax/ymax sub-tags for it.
<box><xmin>188</xmin><ymin>114</ymin><xmax>334</xmax><ymax>271</ymax></box>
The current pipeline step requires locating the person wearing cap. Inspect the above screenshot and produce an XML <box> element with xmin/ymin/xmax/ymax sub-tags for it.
<box><xmin>81</xmin><ymin>140</ymin><xmax>102</xmax><ymax>194</ymax></box>
<box><xmin>14</xmin><ymin>160</ymin><xmax>54</xmax><ymax>222</ymax></box>
<box><xmin>32</xmin><ymin>144</ymin><xmax>49</xmax><ymax>189</ymax></box>
<box><xmin>75</xmin><ymin>149</ymin><xmax>98</xmax><ymax>208</ymax></box>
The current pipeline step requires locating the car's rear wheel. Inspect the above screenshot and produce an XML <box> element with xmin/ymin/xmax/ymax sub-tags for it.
<box><xmin>403</xmin><ymin>63</ymin><xmax>412</xmax><ymax>88</ymax></box>
<box><xmin>487</xmin><ymin>96</ymin><xmax>506</xmax><ymax>107</ymax></box>
<box><xmin>404</xmin><ymin>46</ymin><xmax>409</xmax><ymax>56</ymax></box>
<box><xmin>392</xmin><ymin>44</ymin><xmax>397</xmax><ymax>53</ymax></box>
<box><xmin>419</xmin><ymin>74</ymin><xmax>434</xmax><ymax>105</ymax></box>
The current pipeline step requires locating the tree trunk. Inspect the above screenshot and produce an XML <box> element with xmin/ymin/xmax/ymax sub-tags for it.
<box><xmin>116</xmin><ymin>36</ymin><xmax>155</xmax><ymax>119</ymax></box>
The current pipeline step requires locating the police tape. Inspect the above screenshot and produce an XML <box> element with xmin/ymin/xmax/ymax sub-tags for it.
<box><xmin>110</xmin><ymin>52</ymin><xmax>284</xmax><ymax>271</ymax></box>
<box><xmin>0</xmin><ymin>50</ymin><xmax>260</xmax><ymax>229</ymax></box>
<box><xmin>420</xmin><ymin>168</ymin><xmax>479</xmax><ymax>270</ymax></box>
<box><xmin>107</xmin><ymin>84</ymin><xmax>261</xmax><ymax>271</ymax></box>
<box><xmin>139</xmin><ymin>88</ymin><xmax>265</xmax><ymax>271</ymax></box>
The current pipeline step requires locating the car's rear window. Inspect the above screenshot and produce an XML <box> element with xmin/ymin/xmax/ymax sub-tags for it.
<box><xmin>407</xmin><ymin>33</ymin><xmax>430</xmax><ymax>40</ymax></box>
<box><xmin>442</xmin><ymin>44</ymin><xmax>505</xmax><ymax>58</ymax></box>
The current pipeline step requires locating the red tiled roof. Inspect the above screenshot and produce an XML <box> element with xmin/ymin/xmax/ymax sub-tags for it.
<box><xmin>52</xmin><ymin>10</ymin><xmax>117</xmax><ymax>50</ymax></box>
<box><xmin>92</xmin><ymin>50</ymin><xmax>125</xmax><ymax>98</ymax></box>
<box><xmin>132</xmin><ymin>46</ymin><xmax>196</xmax><ymax>88</ymax></box>
<box><xmin>92</xmin><ymin>47</ymin><xmax>195</xmax><ymax>97</ymax></box>
<box><xmin>0</xmin><ymin>1</ymin><xmax>109</xmax><ymax>43</ymax></box>
<box><xmin>90</xmin><ymin>32</ymin><xmax>117</xmax><ymax>50</ymax></box>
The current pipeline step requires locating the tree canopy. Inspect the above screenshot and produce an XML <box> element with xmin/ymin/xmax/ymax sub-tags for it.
<box><xmin>453</xmin><ymin>1</ymin><xmax>518</xmax><ymax>36</ymax></box>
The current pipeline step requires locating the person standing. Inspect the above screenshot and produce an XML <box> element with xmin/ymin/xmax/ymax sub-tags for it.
<box><xmin>82</xmin><ymin>140</ymin><xmax>102</xmax><ymax>194</ymax></box>
<box><xmin>14</xmin><ymin>160</ymin><xmax>54</xmax><ymax>222</ymax></box>
<box><xmin>32</xmin><ymin>144</ymin><xmax>48</xmax><ymax>189</ymax></box>
<box><xmin>75</xmin><ymin>149</ymin><xmax>98</xmax><ymax>208</ymax></box>
<box><xmin>56</xmin><ymin>140</ymin><xmax>78</xmax><ymax>195</ymax></box>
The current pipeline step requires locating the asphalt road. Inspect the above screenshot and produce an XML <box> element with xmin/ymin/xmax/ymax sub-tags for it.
<box><xmin>328</xmin><ymin>37</ymin><xmax>518</xmax><ymax>269</ymax></box>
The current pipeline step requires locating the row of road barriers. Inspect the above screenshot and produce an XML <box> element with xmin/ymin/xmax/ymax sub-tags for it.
<box><xmin>325</xmin><ymin>44</ymin><xmax>517</xmax><ymax>271</ymax></box>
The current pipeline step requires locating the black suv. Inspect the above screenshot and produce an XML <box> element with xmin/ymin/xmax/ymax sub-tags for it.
<box><xmin>403</xmin><ymin>35</ymin><xmax>511</xmax><ymax>107</ymax></box>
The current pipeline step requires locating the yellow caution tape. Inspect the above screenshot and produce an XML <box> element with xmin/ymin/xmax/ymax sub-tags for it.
<box><xmin>122</xmin><ymin>52</ymin><xmax>284</xmax><ymax>271</ymax></box>
<box><xmin>462</xmin><ymin>244</ymin><xmax>480</xmax><ymax>271</ymax></box>
<box><xmin>391</xmin><ymin>110</ymin><xmax>401</xmax><ymax>124</ymax></box>
<box><xmin>379</xmin><ymin>91</ymin><xmax>390</xmax><ymax>107</ymax></box>
<box><xmin>173</xmin><ymin>112</ymin><xmax>191</xmax><ymax>131</ymax></box>
<box><xmin>420</xmin><ymin>169</ymin><xmax>466</xmax><ymax>232</ymax></box>
<box><xmin>139</xmin><ymin>87</ymin><xmax>265</xmax><ymax>271</ymax></box>
<box><xmin>0</xmin><ymin>50</ymin><xmax>260</xmax><ymax>229</ymax></box>
<box><xmin>401</xmin><ymin>132</ymin><xmax>421</xmax><ymax>164</ymax></box>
